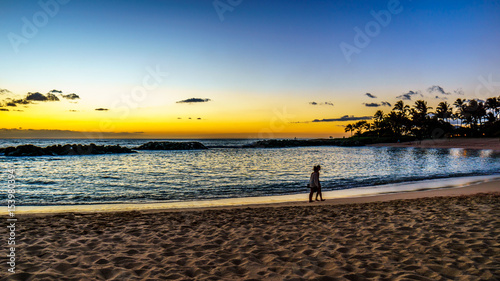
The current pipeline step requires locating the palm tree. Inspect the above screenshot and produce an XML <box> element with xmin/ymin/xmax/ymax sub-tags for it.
<box><xmin>453</xmin><ymin>98</ymin><xmax>466</xmax><ymax>128</ymax></box>
<box><xmin>353</xmin><ymin>120</ymin><xmax>368</xmax><ymax>135</ymax></box>
<box><xmin>410</xmin><ymin>100</ymin><xmax>432</xmax><ymax>139</ymax></box>
<box><xmin>344</xmin><ymin>124</ymin><xmax>353</xmax><ymax>137</ymax></box>
<box><xmin>391</xmin><ymin>101</ymin><xmax>411</xmax><ymax>135</ymax></box>
<box><xmin>436</xmin><ymin>101</ymin><xmax>452</xmax><ymax>123</ymax></box>
<box><xmin>485</xmin><ymin>97</ymin><xmax>499</xmax><ymax>119</ymax></box>
<box><xmin>373</xmin><ymin>110</ymin><xmax>384</xmax><ymax>123</ymax></box>
<box><xmin>393</xmin><ymin>100</ymin><xmax>410</xmax><ymax>117</ymax></box>
<box><xmin>411</xmin><ymin>100</ymin><xmax>432</xmax><ymax>123</ymax></box>
<box><xmin>372</xmin><ymin>110</ymin><xmax>385</xmax><ymax>136</ymax></box>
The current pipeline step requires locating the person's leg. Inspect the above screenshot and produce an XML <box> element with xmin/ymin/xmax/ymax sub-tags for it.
<box><xmin>316</xmin><ymin>187</ymin><xmax>325</xmax><ymax>201</ymax></box>
<box><xmin>309</xmin><ymin>189</ymin><xmax>314</xmax><ymax>202</ymax></box>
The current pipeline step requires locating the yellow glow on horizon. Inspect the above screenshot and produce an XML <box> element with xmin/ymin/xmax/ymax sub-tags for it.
<box><xmin>0</xmin><ymin>92</ymin><xmax>377</xmax><ymax>138</ymax></box>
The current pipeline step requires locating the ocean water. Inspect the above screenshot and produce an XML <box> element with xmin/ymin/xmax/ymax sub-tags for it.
<box><xmin>1</xmin><ymin>139</ymin><xmax>499</xmax><ymax>206</ymax></box>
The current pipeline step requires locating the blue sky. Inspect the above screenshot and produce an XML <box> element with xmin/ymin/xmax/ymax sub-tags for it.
<box><xmin>1</xmin><ymin>0</ymin><xmax>499</xmax><ymax>137</ymax></box>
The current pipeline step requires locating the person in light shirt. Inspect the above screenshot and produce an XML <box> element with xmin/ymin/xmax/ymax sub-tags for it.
<box><xmin>308</xmin><ymin>165</ymin><xmax>325</xmax><ymax>202</ymax></box>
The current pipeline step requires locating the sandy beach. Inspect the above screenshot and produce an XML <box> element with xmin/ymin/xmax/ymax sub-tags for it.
<box><xmin>369</xmin><ymin>138</ymin><xmax>500</xmax><ymax>151</ymax></box>
<box><xmin>3</xmin><ymin>180</ymin><xmax>499</xmax><ymax>281</ymax></box>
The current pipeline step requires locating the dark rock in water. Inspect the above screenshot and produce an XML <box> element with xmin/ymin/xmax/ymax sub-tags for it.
<box><xmin>1</xmin><ymin>145</ymin><xmax>46</xmax><ymax>156</ymax></box>
<box><xmin>134</xmin><ymin>141</ymin><xmax>208</xmax><ymax>150</ymax></box>
<box><xmin>242</xmin><ymin>139</ymin><xmax>364</xmax><ymax>148</ymax></box>
<box><xmin>0</xmin><ymin>144</ymin><xmax>136</xmax><ymax>156</ymax></box>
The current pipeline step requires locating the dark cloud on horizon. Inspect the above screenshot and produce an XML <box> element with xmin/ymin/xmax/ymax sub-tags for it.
<box><xmin>62</xmin><ymin>93</ymin><xmax>80</xmax><ymax>100</ymax></box>
<box><xmin>309</xmin><ymin>101</ymin><xmax>334</xmax><ymax>106</ymax></box>
<box><xmin>95</xmin><ymin>108</ymin><xmax>109</xmax><ymax>111</ymax></box>
<box><xmin>363</xmin><ymin>101</ymin><xmax>392</xmax><ymax>107</ymax></box>
<box><xmin>312</xmin><ymin>115</ymin><xmax>372</xmax><ymax>122</ymax></box>
<box><xmin>396</xmin><ymin>90</ymin><xmax>422</xmax><ymax>101</ymax></box>
<box><xmin>0</xmin><ymin>108</ymin><xmax>8</xmax><ymax>111</ymax></box>
<box><xmin>0</xmin><ymin>90</ymin><xmax>81</xmax><ymax>112</ymax></box>
<box><xmin>1</xmin><ymin>92</ymin><xmax>62</xmax><ymax>108</ymax></box>
<box><xmin>10</xmin><ymin>99</ymin><xmax>30</xmax><ymax>105</ymax></box>
<box><xmin>365</xmin><ymin>93</ymin><xmax>377</xmax><ymax>98</ymax></box>
<box><xmin>176</xmin><ymin>98</ymin><xmax>211</xmax><ymax>104</ymax></box>
<box><xmin>26</xmin><ymin>92</ymin><xmax>60</xmax><ymax>101</ymax></box>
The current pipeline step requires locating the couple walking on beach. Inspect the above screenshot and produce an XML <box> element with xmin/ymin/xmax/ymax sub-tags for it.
<box><xmin>308</xmin><ymin>165</ymin><xmax>325</xmax><ymax>202</ymax></box>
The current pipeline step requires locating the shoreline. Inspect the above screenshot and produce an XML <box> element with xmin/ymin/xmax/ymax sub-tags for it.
<box><xmin>15</xmin><ymin>175</ymin><xmax>500</xmax><ymax>216</ymax></box>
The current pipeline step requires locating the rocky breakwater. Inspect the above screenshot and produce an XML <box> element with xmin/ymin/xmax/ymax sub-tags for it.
<box><xmin>134</xmin><ymin>141</ymin><xmax>208</xmax><ymax>150</ymax></box>
<box><xmin>243</xmin><ymin>139</ymin><xmax>364</xmax><ymax>148</ymax></box>
<box><xmin>0</xmin><ymin>144</ymin><xmax>136</xmax><ymax>156</ymax></box>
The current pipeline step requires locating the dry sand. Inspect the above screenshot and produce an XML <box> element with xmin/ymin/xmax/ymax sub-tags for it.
<box><xmin>2</xmin><ymin>181</ymin><xmax>499</xmax><ymax>281</ymax></box>
<box><xmin>369</xmin><ymin>138</ymin><xmax>500</xmax><ymax>151</ymax></box>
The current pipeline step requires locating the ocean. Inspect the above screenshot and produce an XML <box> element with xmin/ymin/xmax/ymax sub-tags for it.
<box><xmin>1</xmin><ymin>139</ymin><xmax>499</xmax><ymax>207</ymax></box>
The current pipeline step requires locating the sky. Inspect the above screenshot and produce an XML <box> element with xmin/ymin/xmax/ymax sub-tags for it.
<box><xmin>1</xmin><ymin>0</ymin><xmax>499</xmax><ymax>138</ymax></box>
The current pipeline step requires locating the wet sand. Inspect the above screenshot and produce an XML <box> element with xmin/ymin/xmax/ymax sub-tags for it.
<box><xmin>3</xmin><ymin>181</ymin><xmax>499</xmax><ymax>280</ymax></box>
<box><xmin>369</xmin><ymin>138</ymin><xmax>500</xmax><ymax>151</ymax></box>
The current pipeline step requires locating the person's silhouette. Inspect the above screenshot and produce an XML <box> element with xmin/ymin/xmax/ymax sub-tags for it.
<box><xmin>308</xmin><ymin>165</ymin><xmax>325</xmax><ymax>202</ymax></box>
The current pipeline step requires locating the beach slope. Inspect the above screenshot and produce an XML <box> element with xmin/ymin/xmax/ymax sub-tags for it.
<box><xmin>4</xmin><ymin>184</ymin><xmax>499</xmax><ymax>280</ymax></box>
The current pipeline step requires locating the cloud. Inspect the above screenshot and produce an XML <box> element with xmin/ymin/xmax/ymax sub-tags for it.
<box><xmin>10</xmin><ymin>99</ymin><xmax>30</xmax><ymax>105</ymax></box>
<box><xmin>0</xmin><ymin>108</ymin><xmax>8</xmax><ymax>111</ymax></box>
<box><xmin>396</xmin><ymin>90</ymin><xmax>422</xmax><ymax>100</ymax></box>
<box><xmin>309</xmin><ymin>101</ymin><xmax>334</xmax><ymax>106</ymax></box>
<box><xmin>0</xmin><ymin>90</ymin><xmax>80</xmax><ymax>110</ymax></box>
<box><xmin>95</xmin><ymin>108</ymin><xmax>109</xmax><ymax>111</ymax></box>
<box><xmin>1</xmin><ymin>92</ymin><xmax>60</xmax><ymax>107</ymax></box>
<box><xmin>312</xmin><ymin>115</ymin><xmax>372</xmax><ymax>122</ymax></box>
<box><xmin>427</xmin><ymin>85</ymin><xmax>451</xmax><ymax>95</ymax></box>
<box><xmin>25</xmin><ymin>92</ymin><xmax>60</xmax><ymax>101</ymax></box>
<box><xmin>176</xmin><ymin>98</ymin><xmax>211</xmax><ymax>104</ymax></box>
<box><xmin>365</xmin><ymin>93</ymin><xmax>377</xmax><ymax>98</ymax></box>
<box><xmin>61</xmin><ymin>93</ymin><xmax>80</xmax><ymax>100</ymax></box>
<box><xmin>0</xmin><ymin>89</ymin><xmax>11</xmax><ymax>95</ymax></box>
<box><xmin>363</xmin><ymin>103</ymin><xmax>381</xmax><ymax>107</ymax></box>
<box><xmin>454</xmin><ymin>88</ymin><xmax>464</xmax><ymax>95</ymax></box>
<box><xmin>363</xmin><ymin>101</ymin><xmax>391</xmax><ymax>107</ymax></box>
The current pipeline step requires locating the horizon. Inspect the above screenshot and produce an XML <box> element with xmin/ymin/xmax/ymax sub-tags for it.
<box><xmin>1</xmin><ymin>0</ymin><xmax>500</xmax><ymax>139</ymax></box>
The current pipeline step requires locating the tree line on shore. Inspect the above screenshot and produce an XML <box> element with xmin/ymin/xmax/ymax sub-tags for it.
<box><xmin>345</xmin><ymin>96</ymin><xmax>500</xmax><ymax>139</ymax></box>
